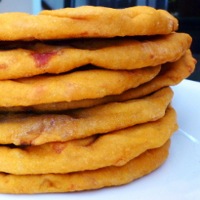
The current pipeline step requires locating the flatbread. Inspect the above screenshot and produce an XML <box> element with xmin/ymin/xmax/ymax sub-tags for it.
<box><xmin>0</xmin><ymin>33</ymin><xmax>191</xmax><ymax>80</ymax></box>
<box><xmin>0</xmin><ymin>140</ymin><xmax>170</xmax><ymax>194</ymax></box>
<box><xmin>0</xmin><ymin>107</ymin><xmax>177</xmax><ymax>175</ymax></box>
<box><xmin>0</xmin><ymin>66</ymin><xmax>160</xmax><ymax>107</ymax></box>
<box><xmin>0</xmin><ymin>6</ymin><xmax>178</xmax><ymax>41</ymax></box>
<box><xmin>1</xmin><ymin>49</ymin><xmax>194</xmax><ymax>112</ymax></box>
<box><xmin>0</xmin><ymin>87</ymin><xmax>173</xmax><ymax>145</ymax></box>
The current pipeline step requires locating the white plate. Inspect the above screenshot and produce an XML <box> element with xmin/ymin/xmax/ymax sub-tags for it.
<box><xmin>0</xmin><ymin>79</ymin><xmax>200</xmax><ymax>200</ymax></box>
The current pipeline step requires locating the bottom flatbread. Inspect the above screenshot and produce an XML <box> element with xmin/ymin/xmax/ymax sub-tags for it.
<box><xmin>0</xmin><ymin>140</ymin><xmax>170</xmax><ymax>194</ymax></box>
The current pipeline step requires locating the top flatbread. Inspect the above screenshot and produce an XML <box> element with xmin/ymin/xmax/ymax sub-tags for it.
<box><xmin>0</xmin><ymin>6</ymin><xmax>178</xmax><ymax>41</ymax></box>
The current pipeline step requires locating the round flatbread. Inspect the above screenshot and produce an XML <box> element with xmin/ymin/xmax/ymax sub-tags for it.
<box><xmin>0</xmin><ymin>33</ymin><xmax>191</xmax><ymax>80</ymax></box>
<box><xmin>0</xmin><ymin>107</ymin><xmax>177</xmax><ymax>175</ymax></box>
<box><xmin>0</xmin><ymin>6</ymin><xmax>178</xmax><ymax>41</ymax></box>
<box><xmin>0</xmin><ymin>87</ymin><xmax>173</xmax><ymax>145</ymax></box>
<box><xmin>0</xmin><ymin>140</ymin><xmax>170</xmax><ymax>194</ymax></box>
<box><xmin>1</xmin><ymin>49</ymin><xmax>194</xmax><ymax>113</ymax></box>
<box><xmin>0</xmin><ymin>66</ymin><xmax>160</xmax><ymax>107</ymax></box>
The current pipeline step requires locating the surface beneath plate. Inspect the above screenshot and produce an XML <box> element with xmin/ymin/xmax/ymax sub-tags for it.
<box><xmin>0</xmin><ymin>79</ymin><xmax>200</xmax><ymax>200</ymax></box>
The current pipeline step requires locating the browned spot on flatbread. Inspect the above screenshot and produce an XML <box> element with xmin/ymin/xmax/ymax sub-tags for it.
<box><xmin>31</xmin><ymin>52</ymin><xmax>57</xmax><ymax>68</ymax></box>
<box><xmin>0</xmin><ymin>64</ymin><xmax>8</xmax><ymax>70</ymax></box>
<box><xmin>40</xmin><ymin>178</ymin><xmax>56</xmax><ymax>189</ymax></box>
<box><xmin>51</xmin><ymin>142</ymin><xmax>67</xmax><ymax>154</ymax></box>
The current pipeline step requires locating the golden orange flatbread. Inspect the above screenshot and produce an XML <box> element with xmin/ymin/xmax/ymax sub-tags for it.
<box><xmin>1</xmin><ymin>49</ymin><xmax>194</xmax><ymax>113</ymax></box>
<box><xmin>0</xmin><ymin>66</ymin><xmax>160</xmax><ymax>107</ymax></box>
<box><xmin>0</xmin><ymin>107</ymin><xmax>177</xmax><ymax>175</ymax></box>
<box><xmin>0</xmin><ymin>6</ymin><xmax>178</xmax><ymax>41</ymax></box>
<box><xmin>0</xmin><ymin>140</ymin><xmax>170</xmax><ymax>194</ymax></box>
<box><xmin>0</xmin><ymin>87</ymin><xmax>173</xmax><ymax>145</ymax></box>
<box><xmin>0</xmin><ymin>33</ymin><xmax>191</xmax><ymax>80</ymax></box>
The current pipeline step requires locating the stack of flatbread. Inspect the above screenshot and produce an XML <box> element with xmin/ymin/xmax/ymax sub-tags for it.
<box><xmin>0</xmin><ymin>6</ymin><xmax>196</xmax><ymax>194</ymax></box>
